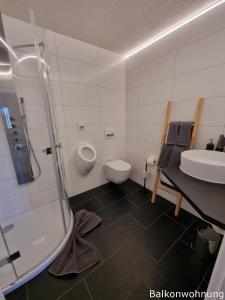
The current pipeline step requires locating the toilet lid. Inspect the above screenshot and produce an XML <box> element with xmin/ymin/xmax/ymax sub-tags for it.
<box><xmin>105</xmin><ymin>160</ymin><xmax>131</xmax><ymax>171</ymax></box>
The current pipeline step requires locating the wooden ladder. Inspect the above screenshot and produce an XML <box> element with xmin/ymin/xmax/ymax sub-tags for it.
<box><xmin>151</xmin><ymin>98</ymin><xmax>205</xmax><ymax>217</ymax></box>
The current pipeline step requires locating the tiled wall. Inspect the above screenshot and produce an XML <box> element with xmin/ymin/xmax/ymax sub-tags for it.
<box><xmin>125</xmin><ymin>6</ymin><xmax>225</xmax><ymax>206</ymax></box>
<box><xmin>46</xmin><ymin>31</ymin><xmax>125</xmax><ymax>197</ymax></box>
<box><xmin>0</xmin><ymin>14</ymin><xmax>126</xmax><ymax>224</ymax></box>
<box><xmin>0</xmin><ymin>16</ymin><xmax>60</xmax><ymax>222</ymax></box>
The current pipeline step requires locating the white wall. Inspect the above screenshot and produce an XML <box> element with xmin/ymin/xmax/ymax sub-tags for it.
<box><xmin>0</xmin><ymin>14</ymin><xmax>126</xmax><ymax>224</ymax></box>
<box><xmin>46</xmin><ymin>31</ymin><xmax>126</xmax><ymax>197</ymax></box>
<box><xmin>125</xmin><ymin>5</ymin><xmax>225</xmax><ymax>207</ymax></box>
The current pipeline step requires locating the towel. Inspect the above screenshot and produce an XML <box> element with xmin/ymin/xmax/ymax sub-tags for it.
<box><xmin>177</xmin><ymin>122</ymin><xmax>193</xmax><ymax>147</ymax></box>
<box><xmin>167</xmin><ymin>122</ymin><xmax>180</xmax><ymax>145</ymax></box>
<box><xmin>157</xmin><ymin>144</ymin><xmax>174</xmax><ymax>168</ymax></box>
<box><xmin>168</xmin><ymin>146</ymin><xmax>186</xmax><ymax>166</ymax></box>
<box><xmin>48</xmin><ymin>209</ymin><xmax>102</xmax><ymax>276</ymax></box>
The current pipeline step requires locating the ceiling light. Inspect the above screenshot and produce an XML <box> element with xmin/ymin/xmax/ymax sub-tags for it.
<box><xmin>0</xmin><ymin>35</ymin><xmax>17</xmax><ymax>59</ymax></box>
<box><xmin>124</xmin><ymin>0</ymin><xmax>225</xmax><ymax>59</ymax></box>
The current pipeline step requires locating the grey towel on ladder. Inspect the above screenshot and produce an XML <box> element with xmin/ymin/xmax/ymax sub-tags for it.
<box><xmin>157</xmin><ymin>144</ymin><xmax>174</xmax><ymax>168</ymax></box>
<box><xmin>48</xmin><ymin>209</ymin><xmax>102</xmax><ymax>276</ymax></box>
<box><xmin>167</xmin><ymin>122</ymin><xmax>180</xmax><ymax>145</ymax></box>
<box><xmin>177</xmin><ymin>122</ymin><xmax>193</xmax><ymax>146</ymax></box>
<box><xmin>168</xmin><ymin>146</ymin><xmax>186</xmax><ymax>167</ymax></box>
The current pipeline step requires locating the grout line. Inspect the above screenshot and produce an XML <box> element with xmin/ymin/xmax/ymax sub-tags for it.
<box><xmin>157</xmin><ymin>221</ymin><xmax>194</xmax><ymax>263</ymax></box>
<box><xmin>134</xmin><ymin>238</ymin><xmax>158</xmax><ymax>264</ymax></box>
<box><xmin>84</xmin><ymin>280</ymin><xmax>94</xmax><ymax>300</ymax></box>
<box><xmin>165</xmin><ymin>213</ymin><xmax>187</xmax><ymax>229</ymax></box>
<box><xmin>127</xmin><ymin>213</ymin><xmax>146</xmax><ymax>230</ymax></box>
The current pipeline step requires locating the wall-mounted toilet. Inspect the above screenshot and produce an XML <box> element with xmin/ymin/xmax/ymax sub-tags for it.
<box><xmin>75</xmin><ymin>143</ymin><xmax>97</xmax><ymax>175</ymax></box>
<box><xmin>104</xmin><ymin>160</ymin><xmax>131</xmax><ymax>184</ymax></box>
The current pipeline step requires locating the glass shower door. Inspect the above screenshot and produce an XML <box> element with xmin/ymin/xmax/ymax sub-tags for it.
<box><xmin>0</xmin><ymin>226</ymin><xmax>18</xmax><ymax>289</ymax></box>
<box><xmin>0</xmin><ymin>9</ymin><xmax>71</xmax><ymax>292</ymax></box>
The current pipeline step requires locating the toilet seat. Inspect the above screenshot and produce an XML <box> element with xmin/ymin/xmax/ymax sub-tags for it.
<box><xmin>104</xmin><ymin>160</ymin><xmax>131</xmax><ymax>171</ymax></box>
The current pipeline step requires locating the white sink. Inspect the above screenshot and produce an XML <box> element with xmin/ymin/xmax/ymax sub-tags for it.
<box><xmin>180</xmin><ymin>150</ymin><xmax>225</xmax><ymax>184</ymax></box>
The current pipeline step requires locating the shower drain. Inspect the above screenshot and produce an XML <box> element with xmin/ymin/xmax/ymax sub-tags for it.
<box><xmin>2</xmin><ymin>224</ymin><xmax>15</xmax><ymax>234</ymax></box>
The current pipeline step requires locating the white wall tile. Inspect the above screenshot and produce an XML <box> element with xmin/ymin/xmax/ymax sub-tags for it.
<box><xmin>126</xmin><ymin>88</ymin><xmax>139</xmax><ymax>106</ymax></box>
<box><xmin>61</xmin><ymin>82</ymin><xmax>99</xmax><ymax>106</ymax></box>
<box><xmin>0</xmin><ymin>196</ymin><xmax>32</xmax><ymax>222</ymax></box>
<box><xmin>0</xmin><ymin>156</ymin><xmax>15</xmax><ymax>180</ymax></box>
<box><xmin>99</xmin><ymin>67</ymin><xmax>125</xmax><ymax>89</ymax></box>
<box><xmin>176</xmin><ymin>29</ymin><xmax>225</xmax><ymax>75</ymax></box>
<box><xmin>126</xmin><ymin>106</ymin><xmax>138</xmax><ymax>123</ymax></box>
<box><xmin>98</xmin><ymin>49</ymin><xmax>125</xmax><ymax>70</ymax></box>
<box><xmin>55</xmin><ymin>33</ymin><xmax>99</xmax><ymax>65</ymax></box>
<box><xmin>137</xmin><ymin>124</ymin><xmax>163</xmax><ymax>143</ymax></box>
<box><xmin>100</xmin><ymin>88</ymin><xmax>125</xmax><ymax>106</ymax></box>
<box><xmin>14</xmin><ymin>77</ymin><xmax>44</xmax><ymax>105</ymax></box>
<box><xmin>0</xmin><ymin>178</ymin><xmax>28</xmax><ymax>204</ymax></box>
<box><xmin>140</xmin><ymin>52</ymin><xmax>175</xmax><ymax>85</ymax></box>
<box><xmin>30</xmin><ymin>187</ymin><xmax>59</xmax><ymax>208</ymax></box>
<box><xmin>173</xmin><ymin>64</ymin><xmax>225</xmax><ymax>100</ymax></box>
<box><xmin>45</xmin><ymin>30</ymin><xmax>57</xmax><ymax>55</ymax></box>
<box><xmin>138</xmin><ymin>103</ymin><xmax>167</xmax><ymax>124</ymax></box>
<box><xmin>50</xmin><ymin>81</ymin><xmax>63</xmax><ymax>105</ymax></box>
<box><xmin>64</xmin><ymin>106</ymin><xmax>100</xmax><ymax>126</ymax></box>
<box><xmin>49</xmin><ymin>55</ymin><xmax>60</xmax><ymax>81</ymax></box>
<box><xmin>139</xmin><ymin>79</ymin><xmax>172</xmax><ymax>105</ymax></box>
<box><xmin>126</xmin><ymin>67</ymin><xmax>140</xmax><ymax>89</ymax></box>
<box><xmin>59</xmin><ymin>57</ymin><xmax>99</xmax><ymax>85</ymax></box>
<box><xmin>101</xmin><ymin>106</ymin><xmax>125</xmax><ymax>124</ymax></box>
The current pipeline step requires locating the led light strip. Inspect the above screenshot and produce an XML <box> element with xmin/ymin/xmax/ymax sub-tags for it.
<box><xmin>124</xmin><ymin>0</ymin><xmax>225</xmax><ymax>59</ymax></box>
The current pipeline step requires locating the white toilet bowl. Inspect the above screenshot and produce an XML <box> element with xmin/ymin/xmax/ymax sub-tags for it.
<box><xmin>104</xmin><ymin>160</ymin><xmax>132</xmax><ymax>184</ymax></box>
<box><xmin>75</xmin><ymin>143</ymin><xmax>97</xmax><ymax>175</ymax></box>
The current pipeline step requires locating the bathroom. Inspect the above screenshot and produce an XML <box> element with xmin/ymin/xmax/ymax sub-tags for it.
<box><xmin>0</xmin><ymin>0</ymin><xmax>225</xmax><ymax>299</ymax></box>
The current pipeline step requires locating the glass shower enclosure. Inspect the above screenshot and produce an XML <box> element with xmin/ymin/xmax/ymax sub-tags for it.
<box><xmin>0</xmin><ymin>9</ymin><xmax>72</xmax><ymax>295</ymax></box>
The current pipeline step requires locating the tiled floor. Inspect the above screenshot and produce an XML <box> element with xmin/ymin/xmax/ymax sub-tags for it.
<box><xmin>6</xmin><ymin>180</ymin><xmax>217</xmax><ymax>300</ymax></box>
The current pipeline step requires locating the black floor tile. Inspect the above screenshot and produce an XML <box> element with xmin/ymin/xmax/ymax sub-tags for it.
<box><xmin>58</xmin><ymin>281</ymin><xmax>91</xmax><ymax>300</ymax></box>
<box><xmin>69</xmin><ymin>186</ymin><xmax>104</xmax><ymax>205</ymax></box>
<box><xmin>181</xmin><ymin>219</ymin><xmax>210</xmax><ymax>247</ymax></box>
<box><xmin>5</xmin><ymin>286</ymin><xmax>27</xmax><ymax>300</ymax></box>
<box><xmin>137</xmin><ymin>214</ymin><xmax>185</xmax><ymax>261</ymax></box>
<box><xmin>70</xmin><ymin>197</ymin><xmax>104</xmax><ymax>213</ymax></box>
<box><xmin>98</xmin><ymin>198</ymin><xmax>135</xmax><ymax>225</ymax></box>
<box><xmin>97</xmin><ymin>188</ymin><xmax>131</xmax><ymax>207</ymax></box>
<box><xmin>145</xmin><ymin>241</ymin><xmax>209</xmax><ymax>298</ymax></box>
<box><xmin>85</xmin><ymin>240</ymin><xmax>155</xmax><ymax>300</ymax></box>
<box><xmin>166</xmin><ymin>208</ymin><xmax>197</xmax><ymax>228</ymax></box>
<box><xmin>194</xmin><ymin>280</ymin><xmax>209</xmax><ymax>299</ymax></box>
<box><xmin>126</xmin><ymin>282</ymin><xmax>151</xmax><ymax>300</ymax></box>
<box><xmin>90</xmin><ymin>215</ymin><xmax>143</xmax><ymax>260</ymax></box>
<box><xmin>121</xmin><ymin>179</ymin><xmax>142</xmax><ymax>192</ymax></box>
<box><xmin>130</xmin><ymin>198</ymin><xmax>170</xmax><ymax>228</ymax></box>
<box><xmin>27</xmin><ymin>259</ymin><xmax>102</xmax><ymax>300</ymax></box>
<box><xmin>125</xmin><ymin>189</ymin><xmax>151</xmax><ymax>207</ymax></box>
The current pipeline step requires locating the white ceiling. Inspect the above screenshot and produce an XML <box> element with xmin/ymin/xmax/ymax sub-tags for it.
<box><xmin>0</xmin><ymin>0</ymin><xmax>214</xmax><ymax>54</ymax></box>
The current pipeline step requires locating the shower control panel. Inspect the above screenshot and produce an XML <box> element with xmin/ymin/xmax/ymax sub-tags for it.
<box><xmin>0</xmin><ymin>92</ymin><xmax>34</xmax><ymax>184</ymax></box>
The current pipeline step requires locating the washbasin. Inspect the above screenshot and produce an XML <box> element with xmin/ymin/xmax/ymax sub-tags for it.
<box><xmin>180</xmin><ymin>150</ymin><xmax>225</xmax><ymax>184</ymax></box>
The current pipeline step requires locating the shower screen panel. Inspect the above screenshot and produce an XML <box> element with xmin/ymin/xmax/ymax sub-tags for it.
<box><xmin>0</xmin><ymin>10</ymin><xmax>71</xmax><ymax>292</ymax></box>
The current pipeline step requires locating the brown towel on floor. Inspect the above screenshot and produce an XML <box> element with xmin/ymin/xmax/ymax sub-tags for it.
<box><xmin>48</xmin><ymin>209</ymin><xmax>102</xmax><ymax>276</ymax></box>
